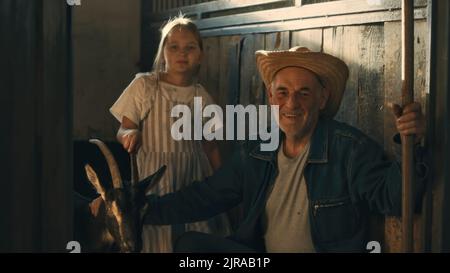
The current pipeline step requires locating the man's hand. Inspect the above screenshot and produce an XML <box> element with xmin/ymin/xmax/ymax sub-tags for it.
<box><xmin>390</xmin><ymin>102</ymin><xmax>425</xmax><ymax>143</ymax></box>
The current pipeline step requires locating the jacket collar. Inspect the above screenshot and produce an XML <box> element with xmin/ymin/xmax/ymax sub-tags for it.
<box><xmin>307</xmin><ymin>117</ymin><xmax>329</xmax><ymax>164</ymax></box>
<box><xmin>250</xmin><ymin>117</ymin><xmax>329</xmax><ymax>164</ymax></box>
<box><xmin>249</xmin><ymin>138</ymin><xmax>279</xmax><ymax>162</ymax></box>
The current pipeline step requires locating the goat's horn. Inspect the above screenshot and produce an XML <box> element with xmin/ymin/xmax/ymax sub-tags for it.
<box><xmin>89</xmin><ymin>139</ymin><xmax>123</xmax><ymax>189</ymax></box>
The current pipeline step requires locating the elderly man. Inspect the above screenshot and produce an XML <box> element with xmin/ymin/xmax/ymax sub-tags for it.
<box><xmin>139</xmin><ymin>47</ymin><xmax>426</xmax><ymax>253</ymax></box>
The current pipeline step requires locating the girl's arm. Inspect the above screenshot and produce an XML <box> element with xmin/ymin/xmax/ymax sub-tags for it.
<box><xmin>117</xmin><ymin>116</ymin><xmax>142</xmax><ymax>153</ymax></box>
<box><xmin>202</xmin><ymin>140</ymin><xmax>222</xmax><ymax>171</ymax></box>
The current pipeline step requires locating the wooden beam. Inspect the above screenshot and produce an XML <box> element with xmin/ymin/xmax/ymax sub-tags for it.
<box><xmin>192</xmin><ymin>0</ymin><xmax>427</xmax><ymax>30</ymax></box>
<box><xmin>148</xmin><ymin>0</ymin><xmax>289</xmax><ymax>21</ymax></box>
<box><xmin>198</xmin><ymin>8</ymin><xmax>427</xmax><ymax>37</ymax></box>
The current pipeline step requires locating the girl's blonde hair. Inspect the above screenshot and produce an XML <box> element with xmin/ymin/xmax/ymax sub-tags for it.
<box><xmin>153</xmin><ymin>14</ymin><xmax>203</xmax><ymax>77</ymax></box>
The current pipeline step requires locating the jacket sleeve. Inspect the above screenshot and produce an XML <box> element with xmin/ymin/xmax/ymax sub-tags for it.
<box><xmin>142</xmin><ymin>145</ymin><xmax>245</xmax><ymax>225</ymax></box>
<box><xmin>348</xmin><ymin>137</ymin><xmax>427</xmax><ymax>216</ymax></box>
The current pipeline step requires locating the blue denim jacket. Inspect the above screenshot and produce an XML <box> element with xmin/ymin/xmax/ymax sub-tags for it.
<box><xmin>144</xmin><ymin>117</ymin><xmax>426</xmax><ymax>252</ymax></box>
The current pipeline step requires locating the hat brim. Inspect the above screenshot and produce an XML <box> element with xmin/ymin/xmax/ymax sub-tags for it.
<box><xmin>256</xmin><ymin>50</ymin><xmax>349</xmax><ymax>117</ymax></box>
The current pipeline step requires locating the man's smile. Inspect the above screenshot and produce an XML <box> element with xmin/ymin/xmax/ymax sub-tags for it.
<box><xmin>281</xmin><ymin>111</ymin><xmax>303</xmax><ymax>119</ymax></box>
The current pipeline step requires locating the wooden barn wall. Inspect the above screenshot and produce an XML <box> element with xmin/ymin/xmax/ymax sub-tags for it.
<box><xmin>144</xmin><ymin>0</ymin><xmax>431</xmax><ymax>252</ymax></box>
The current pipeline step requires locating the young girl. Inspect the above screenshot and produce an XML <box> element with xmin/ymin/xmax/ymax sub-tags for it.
<box><xmin>109</xmin><ymin>15</ymin><xmax>231</xmax><ymax>253</ymax></box>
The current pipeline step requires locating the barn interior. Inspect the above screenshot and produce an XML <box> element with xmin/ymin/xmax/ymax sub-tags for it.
<box><xmin>0</xmin><ymin>0</ymin><xmax>449</xmax><ymax>252</ymax></box>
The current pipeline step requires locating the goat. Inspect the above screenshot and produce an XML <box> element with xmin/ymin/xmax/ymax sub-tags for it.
<box><xmin>74</xmin><ymin>139</ymin><xmax>165</xmax><ymax>252</ymax></box>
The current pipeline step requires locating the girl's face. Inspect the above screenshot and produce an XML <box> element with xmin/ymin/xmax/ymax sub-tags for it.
<box><xmin>163</xmin><ymin>27</ymin><xmax>202</xmax><ymax>75</ymax></box>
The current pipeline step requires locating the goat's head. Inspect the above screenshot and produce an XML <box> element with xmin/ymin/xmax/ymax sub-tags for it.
<box><xmin>84</xmin><ymin>139</ymin><xmax>165</xmax><ymax>252</ymax></box>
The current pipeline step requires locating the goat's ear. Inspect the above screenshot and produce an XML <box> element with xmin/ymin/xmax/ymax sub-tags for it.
<box><xmin>138</xmin><ymin>165</ymin><xmax>166</xmax><ymax>194</ymax></box>
<box><xmin>84</xmin><ymin>164</ymin><xmax>106</xmax><ymax>200</ymax></box>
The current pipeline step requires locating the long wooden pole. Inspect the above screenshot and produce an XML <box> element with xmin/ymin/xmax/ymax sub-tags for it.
<box><xmin>401</xmin><ymin>0</ymin><xmax>415</xmax><ymax>253</ymax></box>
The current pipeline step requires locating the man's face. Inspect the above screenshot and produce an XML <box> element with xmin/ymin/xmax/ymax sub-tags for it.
<box><xmin>268</xmin><ymin>67</ymin><xmax>329</xmax><ymax>140</ymax></box>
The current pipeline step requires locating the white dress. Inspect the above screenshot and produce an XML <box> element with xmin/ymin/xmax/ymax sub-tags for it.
<box><xmin>110</xmin><ymin>72</ymin><xmax>231</xmax><ymax>252</ymax></box>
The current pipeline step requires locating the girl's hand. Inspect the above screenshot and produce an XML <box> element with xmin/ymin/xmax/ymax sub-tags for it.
<box><xmin>122</xmin><ymin>129</ymin><xmax>142</xmax><ymax>154</ymax></box>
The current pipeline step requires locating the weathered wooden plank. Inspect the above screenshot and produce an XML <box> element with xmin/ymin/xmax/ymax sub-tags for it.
<box><xmin>218</xmin><ymin>34</ymin><xmax>246</xmax><ymax>231</ymax></box>
<box><xmin>239</xmin><ymin>34</ymin><xmax>266</xmax><ymax>106</ymax></box>
<box><xmin>384</xmin><ymin>22</ymin><xmax>403</xmax><ymax>161</ymax></box>
<box><xmin>215</xmin><ymin>35</ymin><xmax>241</xmax><ymax>153</ymax></box>
<box><xmin>414</xmin><ymin>21</ymin><xmax>428</xmax><ymax>105</ymax></box>
<box><xmin>149</xmin><ymin>0</ymin><xmax>289</xmax><ymax>21</ymax></box>
<box><xmin>251</xmin><ymin>34</ymin><xmax>268</xmax><ymax>105</ymax></box>
<box><xmin>252</xmin><ymin>33</ymin><xmax>268</xmax><ymax>105</ymax></box>
<box><xmin>357</xmin><ymin>24</ymin><xmax>385</xmax><ymax>144</ymax></box>
<box><xmin>253</xmin><ymin>34</ymin><xmax>266</xmax><ymax>106</ymax></box>
<box><xmin>216</xmin><ymin>35</ymin><xmax>242</xmax><ymax>204</ymax></box>
<box><xmin>323</xmin><ymin>26</ymin><xmax>359</xmax><ymax>128</ymax></box>
<box><xmin>324</xmin><ymin>25</ymin><xmax>386</xmax><ymax>250</ymax></box>
<box><xmin>240</xmin><ymin>35</ymin><xmax>256</xmax><ymax>106</ymax></box>
<box><xmin>227</xmin><ymin>37</ymin><xmax>242</xmax><ymax>106</ymax></box>
<box><xmin>383</xmin><ymin>20</ymin><xmax>403</xmax><ymax>254</ymax></box>
<box><xmin>200</xmin><ymin>36</ymin><xmax>230</xmax><ymax>170</ymax></box>
<box><xmin>198</xmin><ymin>36</ymin><xmax>220</xmax><ymax>104</ymax></box>
<box><xmin>290</xmin><ymin>29</ymin><xmax>323</xmax><ymax>52</ymax></box>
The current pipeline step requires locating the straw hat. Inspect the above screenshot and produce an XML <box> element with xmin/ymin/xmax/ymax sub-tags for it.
<box><xmin>256</xmin><ymin>46</ymin><xmax>349</xmax><ymax>117</ymax></box>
